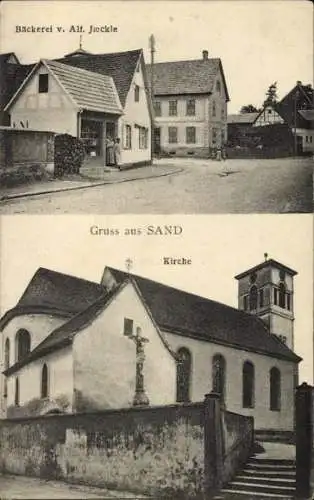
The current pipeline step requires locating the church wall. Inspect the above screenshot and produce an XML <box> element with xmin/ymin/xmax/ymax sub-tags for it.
<box><xmin>6</xmin><ymin>345</ymin><xmax>73</xmax><ymax>410</ymax></box>
<box><xmin>8</xmin><ymin>63</ymin><xmax>77</xmax><ymax>135</ymax></box>
<box><xmin>163</xmin><ymin>330</ymin><xmax>296</xmax><ymax>431</ymax></box>
<box><xmin>72</xmin><ymin>283</ymin><xmax>176</xmax><ymax>411</ymax></box>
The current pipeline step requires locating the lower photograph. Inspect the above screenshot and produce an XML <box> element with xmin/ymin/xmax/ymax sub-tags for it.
<box><xmin>0</xmin><ymin>215</ymin><xmax>313</xmax><ymax>500</ymax></box>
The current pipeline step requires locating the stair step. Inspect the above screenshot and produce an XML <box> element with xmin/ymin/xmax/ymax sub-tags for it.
<box><xmin>236</xmin><ymin>475</ymin><xmax>295</xmax><ymax>486</ymax></box>
<box><xmin>241</xmin><ymin>468</ymin><xmax>295</xmax><ymax>478</ymax></box>
<box><xmin>221</xmin><ymin>488</ymin><xmax>294</xmax><ymax>498</ymax></box>
<box><xmin>249</xmin><ymin>457</ymin><xmax>295</xmax><ymax>466</ymax></box>
<box><xmin>227</xmin><ymin>481</ymin><xmax>295</xmax><ymax>495</ymax></box>
<box><xmin>245</xmin><ymin>463</ymin><xmax>295</xmax><ymax>471</ymax></box>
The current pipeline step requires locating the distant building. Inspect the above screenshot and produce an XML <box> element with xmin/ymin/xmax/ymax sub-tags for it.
<box><xmin>1</xmin><ymin>49</ymin><xmax>153</xmax><ymax>168</ymax></box>
<box><xmin>0</xmin><ymin>257</ymin><xmax>301</xmax><ymax>433</ymax></box>
<box><xmin>147</xmin><ymin>50</ymin><xmax>230</xmax><ymax>157</ymax></box>
<box><xmin>228</xmin><ymin>82</ymin><xmax>314</xmax><ymax>154</ymax></box>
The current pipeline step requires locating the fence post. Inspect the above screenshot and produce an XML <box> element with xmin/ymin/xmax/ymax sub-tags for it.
<box><xmin>204</xmin><ymin>392</ymin><xmax>224</xmax><ymax>498</ymax></box>
<box><xmin>295</xmin><ymin>382</ymin><xmax>313</xmax><ymax>499</ymax></box>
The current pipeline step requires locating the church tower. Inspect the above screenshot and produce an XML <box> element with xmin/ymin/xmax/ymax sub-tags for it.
<box><xmin>235</xmin><ymin>255</ymin><xmax>297</xmax><ymax>351</ymax></box>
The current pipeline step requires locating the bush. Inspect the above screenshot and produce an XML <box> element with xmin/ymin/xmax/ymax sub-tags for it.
<box><xmin>54</xmin><ymin>134</ymin><xmax>85</xmax><ymax>177</ymax></box>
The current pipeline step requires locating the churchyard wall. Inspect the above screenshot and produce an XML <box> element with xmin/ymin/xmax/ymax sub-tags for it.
<box><xmin>0</xmin><ymin>396</ymin><xmax>253</xmax><ymax>498</ymax></box>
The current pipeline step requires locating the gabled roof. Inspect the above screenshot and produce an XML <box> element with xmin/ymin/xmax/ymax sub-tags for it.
<box><xmin>7</xmin><ymin>267</ymin><xmax>106</xmax><ymax>320</ymax></box>
<box><xmin>107</xmin><ymin>268</ymin><xmax>300</xmax><ymax>363</ymax></box>
<box><xmin>5</xmin><ymin>59</ymin><xmax>123</xmax><ymax>115</ymax></box>
<box><xmin>57</xmin><ymin>49</ymin><xmax>143</xmax><ymax>107</ymax></box>
<box><xmin>146</xmin><ymin>57</ymin><xmax>230</xmax><ymax>100</ymax></box>
<box><xmin>0</xmin><ymin>53</ymin><xmax>20</xmax><ymax>64</ymax></box>
<box><xmin>227</xmin><ymin>113</ymin><xmax>259</xmax><ymax>125</ymax></box>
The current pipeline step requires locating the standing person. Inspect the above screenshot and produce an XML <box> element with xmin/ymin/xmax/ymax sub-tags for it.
<box><xmin>106</xmin><ymin>136</ymin><xmax>115</xmax><ymax>166</ymax></box>
<box><xmin>114</xmin><ymin>137</ymin><xmax>121</xmax><ymax>169</ymax></box>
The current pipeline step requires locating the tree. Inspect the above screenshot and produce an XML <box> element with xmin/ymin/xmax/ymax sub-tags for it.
<box><xmin>263</xmin><ymin>82</ymin><xmax>278</xmax><ymax>106</ymax></box>
<box><xmin>240</xmin><ymin>104</ymin><xmax>260</xmax><ymax>114</ymax></box>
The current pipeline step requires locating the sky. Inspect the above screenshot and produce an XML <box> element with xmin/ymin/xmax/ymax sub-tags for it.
<box><xmin>0</xmin><ymin>0</ymin><xmax>313</xmax><ymax>113</ymax></box>
<box><xmin>1</xmin><ymin>215</ymin><xmax>313</xmax><ymax>383</ymax></box>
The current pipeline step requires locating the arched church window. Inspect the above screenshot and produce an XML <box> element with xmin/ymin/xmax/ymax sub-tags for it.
<box><xmin>15</xmin><ymin>377</ymin><xmax>20</xmax><ymax>406</ymax></box>
<box><xmin>4</xmin><ymin>338</ymin><xmax>10</xmax><ymax>370</ymax></box>
<box><xmin>279</xmin><ymin>283</ymin><xmax>286</xmax><ymax>309</ymax></box>
<box><xmin>41</xmin><ymin>364</ymin><xmax>49</xmax><ymax>398</ymax></box>
<box><xmin>176</xmin><ymin>347</ymin><xmax>191</xmax><ymax>402</ymax></box>
<box><xmin>270</xmin><ymin>367</ymin><xmax>281</xmax><ymax>411</ymax></box>
<box><xmin>15</xmin><ymin>329</ymin><xmax>31</xmax><ymax>362</ymax></box>
<box><xmin>249</xmin><ymin>285</ymin><xmax>258</xmax><ymax>311</ymax></box>
<box><xmin>212</xmin><ymin>354</ymin><xmax>226</xmax><ymax>399</ymax></box>
<box><xmin>242</xmin><ymin>361</ymin><xmax>255</xmax><ymax>408</ymax></box>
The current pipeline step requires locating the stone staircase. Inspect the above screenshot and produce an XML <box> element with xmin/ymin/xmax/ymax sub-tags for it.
<box><xmin>220</xmin><ymin>454</ymin><xmax>296</xmax><ymax>498</ymax></box>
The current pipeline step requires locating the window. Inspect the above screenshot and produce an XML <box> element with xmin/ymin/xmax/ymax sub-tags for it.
<box><xmin>259</xmin><ymin>289</ymin><xmax>264</xmax><ymax>308</ymax></box>
<box><xmin>154</xmin><ymin>101</ymin><xmax>161</xmax><ymax>117</ymax></box>
<box><xmin>134</xmin><ymin>85</ymin><xmax>140</xmax><ymax>102</ymax></box>
<box><xmin>4</xmin><ymin>338</ymin><xmax>10</xmax><ymax>370</ymax></box>
<box><xmin>123</xmin><ymin>318</ymin><xmax>133</xmax><ymax>336</ymax></box>
<box><xmin>186</xmin><ymin>99</ymin><xmax>196</xmax><ymax>116</ymax></box>
<box><xmin>221</xmin><ymin>107</ymin><xmax>225</xmax><ymax>119</ymax></box>
<box><xmin>243</xmin><ymin>295</ymin><xmax>248</xmax><ymax>311</ymax></box>
<box><xmin>15</xmin><ymin>377</ymin><xmax>19</xmax><ymax>406</ymax></box>
<box><xmin>168</xmin><ymin>127</ymin><xmax>178</xmax><ymax>144</ymax></box>
<box><xmin>279</xmin><ymin>283</ymin><xmax>286</xmax><ymax>309</ymax></box>
<box><xmin>212</xmin><ymin>101</ymin><xmax>216</xmax><ymax>117</ymax></box>
<box><xmin>212</xmin><ymin>128</ymin><xmax>217</xmax><ymax>144</ymax></box>
<box><xmin>249</xmin><ymin>285</ymin><xmax>258</xmax><ymax>311</ymax></box>
<box><xmin>139</xmin><ymin>127</ymin><xmax>148</xmax><ymax>149</ymax></box>
<box><xmin>41</xmin><ymin>364</ymin><xmax>49</xmax><ymax>398</ymax></box>
<box><xmin>186</xmin><ymin>127</ymin><xmax>196</xmax><ymax>144</ymax></box>
<box><xmin>16</xmin><ymin>329</ymin><xmax>31</xmax><ymax>362</ymax></box>
<box><xmin>287</xmin><ymin>294</ymin><xmax>291</xmax><ymax>311</ymax></box>
<box><xmin>216</xmin><ymin>81</ymin><xmax>221</xmax><ymax>93</ymax></box>
<box><xmin>38</xmin><ymin>74</ymin><xmax>49</xmax><ymax>93</ymax></box>
<box><xmin>169</xmin><ymin>100</ymin><xmax>177</xmax><ymax>116</ymax></box>
<box><xmin>124</xmin><ymin>125</ymin><xmax>132</xmax><ymax>149</ymax></box>
<box><xmin>270</xmin><ymin>367</ymin><xmax>281</xmax><ymax>411</ymax></box>
<box><xmin>212</xmin><ymin>354</ymin><xmax>226</xmax><ymax>400</ymax></box>
<box><xmin>176</xmin><ymin>348</ymin><xmax>191</xmax><ymax>402</ymax></box>
<box><xmin>243</xmin><ymin>361</ymin><xmax>255</xmax><ymax>408</ymax></box>
<box><xmin>274</xmin><ymin>287</ymin><xmax>278</xmax><ymax>305</ymax></box>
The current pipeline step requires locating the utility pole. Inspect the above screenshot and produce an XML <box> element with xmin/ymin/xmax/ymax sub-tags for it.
<box><xmin>149</xmin><ymin>34</ymin><xmax>156</xmax><ymax>159</ymax></box>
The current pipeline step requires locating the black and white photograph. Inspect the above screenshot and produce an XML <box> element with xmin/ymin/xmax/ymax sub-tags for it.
<box><xmin>0</xmin><ymin>0</ymin><xmax>313</xmax><ymax>214</ymax></box>
<box><xmin>0</xmin><ymin>215</ymin><xmax>313</xmax><ymax>498</ymax></box>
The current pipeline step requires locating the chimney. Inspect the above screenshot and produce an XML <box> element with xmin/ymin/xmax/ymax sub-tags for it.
<box><xmin>202</xmin><ymin>50</ymin><xmax>209</xmax><ymax>60</ymax></box>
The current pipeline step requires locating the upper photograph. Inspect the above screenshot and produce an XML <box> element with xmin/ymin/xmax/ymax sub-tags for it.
<box><xmin>0</xmin><ymin>0</ymin><xmax>313</xmax><ymax>214</ymax></box>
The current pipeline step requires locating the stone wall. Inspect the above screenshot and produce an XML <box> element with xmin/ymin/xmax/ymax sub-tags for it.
<box><xmin>0</xmin><ymin>127</ymin><xmax>55</xmax><ymax>173</ymax></box>
<box><xmin>0</xmin><ymin>395</ymin><xmax>254</xmax><ymax>498</ymax></box>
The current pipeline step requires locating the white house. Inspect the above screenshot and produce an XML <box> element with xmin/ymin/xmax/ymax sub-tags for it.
<box><xmin>146</xmin><ymin>50</ymin><xmax>229</xmax><ymax>157</ymax></box>
<box><xmin>3</xmin><ymin>49</ymin><xmax>153</xmax><ymax>168</ymax></box>
<box><xmin>0</xmin><ymin>257</ymin><xmax>301</xmax><ymax>432</ymax></box>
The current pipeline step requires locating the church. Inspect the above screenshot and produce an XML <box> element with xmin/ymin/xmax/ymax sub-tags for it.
<box><xmin>0</xmin><ymin>257</ymin><xmax>300</xmax><ymax>432</ymax></box>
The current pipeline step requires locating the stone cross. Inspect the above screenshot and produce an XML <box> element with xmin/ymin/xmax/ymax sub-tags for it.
<box><xmin>129</xmin><ymin>327</ymin><xmax>150</xmax><ymax>406</ymax></box>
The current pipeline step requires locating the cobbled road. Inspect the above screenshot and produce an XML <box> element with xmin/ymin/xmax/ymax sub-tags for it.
<box><xmin>0</xmin><ymin>158</ymin><xmax>312</xmax><ymax>214</ymax></box>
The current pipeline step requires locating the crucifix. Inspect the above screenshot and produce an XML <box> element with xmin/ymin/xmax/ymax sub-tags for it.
<box><xmin>128</xmin><ymin>326</ymin><xmax>150</xmax><ymax>406</ymax></box>
<box><xmin>125</xmin><ymin>258</ymin><xmax>133</xmax><ymax>274</ymax></box>
<box><xmin>79</xmin><ymin>34</ymin><xmax>83</xmax><ymax>50</ymax></box>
